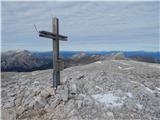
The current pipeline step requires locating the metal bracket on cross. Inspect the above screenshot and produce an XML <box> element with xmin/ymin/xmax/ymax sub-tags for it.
<box><xmin>38</xmin><ymin>17</ymin><xmax>68</xmax><ymax>89</ymax></box>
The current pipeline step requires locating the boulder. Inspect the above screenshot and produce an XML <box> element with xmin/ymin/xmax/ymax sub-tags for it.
<box><xmin>69</xmin><ymin>82</ymin><xmax>77</xmax><ymax>98</ymax></box>
<box><xmin>40</xmin><ymin>89</ymin><xmax>51</xmax><ymax>98</ymax></box>
<box><xmin>57</xmin><ymin>85</ymin><xmax>69</xmax><ymax>102</ymax></box>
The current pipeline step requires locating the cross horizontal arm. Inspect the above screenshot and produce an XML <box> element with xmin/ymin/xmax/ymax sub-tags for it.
<box><xmin>39</xmin><ymin>30</ymin><xmax>67</xmax><ymax>39</ymax></box>
<box><xmin>39</xmin><ymin>32</ymin><xmax>67</xmax><ymax>41</ymax></box>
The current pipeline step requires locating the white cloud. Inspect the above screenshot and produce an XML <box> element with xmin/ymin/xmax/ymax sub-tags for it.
<box><xmin>1</xmin><ymin>1</ymin><xmax>159</xmax><ymax>51</ymax></box>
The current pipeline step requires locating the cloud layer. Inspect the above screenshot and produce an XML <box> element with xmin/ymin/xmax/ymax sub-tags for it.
<box><xmin>2</xmin><ymin>1</ymin><xmax>159</xmax><ymax>51</ymax></box>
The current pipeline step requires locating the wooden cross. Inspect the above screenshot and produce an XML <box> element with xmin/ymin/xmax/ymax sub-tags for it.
<box><xmin>38</xmin><ymin>17</ymin><xmax>68</xmax><ymax>89</ymax></box>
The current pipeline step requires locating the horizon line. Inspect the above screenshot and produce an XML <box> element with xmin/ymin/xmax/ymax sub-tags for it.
<box><xmin>1</xmin><ymin>49</ymin><xmax>160</xmax><ymax>53</ymax></box>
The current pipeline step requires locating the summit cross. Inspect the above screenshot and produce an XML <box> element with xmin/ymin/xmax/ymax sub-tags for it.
<box><xmin>38</xmin><ymin>17</ymin><xmax>68</xmax><ymax>89</ymax></box>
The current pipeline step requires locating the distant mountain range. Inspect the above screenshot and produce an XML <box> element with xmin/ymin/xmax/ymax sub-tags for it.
<box><xmin>1</xmin><ymin>50</ymin><xmax>160</xmax><ymax>72</ymax></box>
<box><xmin>1</xmin><ymin>50</ymin><xmax>52</xmax><ymax>72</ymax></box>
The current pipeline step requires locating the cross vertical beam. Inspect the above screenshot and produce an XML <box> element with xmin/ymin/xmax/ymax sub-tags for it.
<box><xmin>52</xmin><ymin>17</ymin><xmax>60</xmax><ymax>88</ymax></box>
<box><xmin>38</xmin><ymin>17</ymin><xmax>68</xmax><ymax>90</ymax></box>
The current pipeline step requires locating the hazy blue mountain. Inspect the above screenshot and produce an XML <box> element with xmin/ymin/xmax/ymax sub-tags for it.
<box><xmin>1</xmin><ymin>50</ymin><xmax>159</xmax><ymax>72</ymax></box>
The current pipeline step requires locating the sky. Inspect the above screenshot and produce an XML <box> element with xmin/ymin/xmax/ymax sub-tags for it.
<box><xmin>1</xmin><ymin>1</ymin><xmax>160</xmax><ymax>52</ymax></box>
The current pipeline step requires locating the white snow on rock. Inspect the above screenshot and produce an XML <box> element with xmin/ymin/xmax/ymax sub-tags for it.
<box><xmin>136</xmin><ymin>103</ymin><xmax>143</xmax><ymax>110</ymax></box>
<box><xmin>118</xmin><ymin>66</ymin><xmax>134</xmax><ymax>70</ymax></box>
<box><xmin>31</xmin><ymin>71</ymin><xmax>38</xmax><ymax>75</ymax></box>
<box><xmin>123</xmin><ymin>67</ymin><xmax>134</xmax><ymax>70</ymax></box>
<box><xmin>118</xmin><ymin>66</ymin><xmax>122</xmax><ymax>69</ymax></box>
<box><xmin>156</xmin><ymin>87</ymin><xmax>160</xmax><ymax>91</ymax></box>
<box><xmin>95</xmin><ymin>61</ymin><xmax>102</xmax><ymax>64</ymax></box>
<box><xmin>95</xmin><ymin>86</ymin><xmax>103</xmax><ymax>91</ymax></box>
<box><xmin>126</xmin><ymin>92</ymin><xmax>133</xmax><ymax>98</ymax></box>
<box><xmin>32</xmin><ymin>81</ymin><xmax>40</xmax><ymax>85</ymax></box>
<box><xmin>92</xmin><ymin>93</ymin><xmax>124</xmax><ymax>108</ymax></box>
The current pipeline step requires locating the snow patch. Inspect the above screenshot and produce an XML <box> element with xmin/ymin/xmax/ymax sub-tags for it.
<box><xmin>136</xmin><ymin>103</ymin><xmax>143</xmax><ymax>110</ymax></box>
<box><xmin>31</xmin><ymin>72</ymin><xmax>36</xmax><ymax>75</ymax></box>
<box><xmin>123</xmin><ymin>67</ymin><xmax>134</xmax><ymax>70</ymax></box>
<box><xmin>118</xmin><ymin>66</ymin><xmax>122</xmax><ymax>69</ymax></box>
<box><xmin>33</xmin><ymin>81</ymin><xmax>40</xmax><ymax>85</ymax></box>
<box><xmin>95</xmin><ymin>86</ymin><xmax>103</xmax><ymax>91</ymax></box>
<box><xmin>95</xmin><ymin>61</ymin><xmax>102</xmax><ymax>64</ymax></box>
<box><xmin>92</xmin><ymin>93</ymin><xmax>124</xmax><ymax>108</ymax></box>
<box><xmin>31</xmin><ymin>71</ymin><xmax>40</xmax><ymax>75</ymax></box>
<box><xmin>14</xmin><ymin>49</ymin><xmax>24</xmax><ymax>53</ymax></box>
<box><xmin>126</xmin><ymin>92</ymin><xmax>133</xmax><ymax>98</ymax></box>
<box><xmin>156</xmin><ymin>87</ymin><xmax>160</xmax><ymax>91</ymax></box>
<box><xmin>118</xmin><ymin>66</ymin><xmax>134</xmax><ymax>70</ymax></box>
<box><xmin>21</xmin><ymin>75</ymin><xmax>27</xmax><ymax>78</ymax></box>
<box><xmin>145</xmin><ymin>87</ymin><xmax>154</xmax><ymax>93</ymax></box>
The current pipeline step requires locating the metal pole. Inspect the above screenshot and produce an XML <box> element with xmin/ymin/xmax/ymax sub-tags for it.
<box><xmin>52</xmin><ymin>17</ymin><xmax>60</xmax><ymax>88</ymax></box>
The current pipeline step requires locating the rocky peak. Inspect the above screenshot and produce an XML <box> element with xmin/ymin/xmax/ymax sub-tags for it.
<box><xmin>110</xmin><ymin>52</ymin><xmax>126</xmax><ymax>60</ymax></box>
<box><xmin>1</xmin><ymin>60</ymin><xmax>160</xmax><ymax>120</ymax></box>
<box><xmin>71</xmin><ymin>52</ymin><xmax>87</xmax><ymax>60</ymax></box>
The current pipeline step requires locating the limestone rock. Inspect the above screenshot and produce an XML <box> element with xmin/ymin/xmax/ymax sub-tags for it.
<box><xmin>57</xmin><ymin>85</ymin><xmax>69</xmax><ymax>102</ymax></box>
<box><xmin>3</xmin><ymin>102</ymin><xmax>15</xmax><ymax>108</ymax></box>
<box><xmin>29</xmin><ymin>96</ymin><xmax>47</xmax><ymax>109</ymax></box>
<box><xmin>1</xmin><ymin>60</ymin><xmax>160</xmax><ymax>120</ymax></box>
<box><xmin>40</xmin><ymin>89</ymin><xmax>51</xmax><ymax>98</ymax></box>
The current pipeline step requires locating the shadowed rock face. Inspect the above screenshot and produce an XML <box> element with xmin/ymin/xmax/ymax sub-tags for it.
<box><xmin>1</xmin><ymin>50</ymin><xmax>52</xmax><ymax>72</ymax></box>
<box><xmin>1</xmin><ymin>60</ymin><xmax>160</xmax><ymax>120</ymax></box>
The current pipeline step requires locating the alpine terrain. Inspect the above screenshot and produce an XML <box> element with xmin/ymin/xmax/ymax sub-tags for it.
<box><xmin>1</xmin><ymin>60</ymin><xmax>160</xmax><ymax>120</ymax></box>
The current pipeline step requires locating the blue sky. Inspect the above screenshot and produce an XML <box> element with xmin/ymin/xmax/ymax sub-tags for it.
<box><xmin>1</xmin><ymin>1</ymin><xmax>159</xmax><ymax>51</ymax></box>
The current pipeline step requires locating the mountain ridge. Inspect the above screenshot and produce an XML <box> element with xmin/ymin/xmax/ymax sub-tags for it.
<box><xmin>1</xmin><ymin>50</ymin><xmax>160</xmax><ymax>72</ymax></box>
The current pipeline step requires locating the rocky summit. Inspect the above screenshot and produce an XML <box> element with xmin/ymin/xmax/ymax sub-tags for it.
<box><xmin>1</xmin><ymin>60</ymin><xmax>160</xmax><ymax>120</ymax></box>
